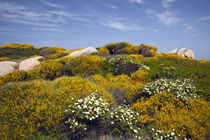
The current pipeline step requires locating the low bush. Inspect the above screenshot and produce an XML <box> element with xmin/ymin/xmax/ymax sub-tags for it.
<box><xmin>52</xmin><ymin>76</ymin><xmax>114</xmax><ymax>105</ymax></box>
<box><xmin>67</xmin><ymin>48</ymin><xmax>83</xmax><ymax>54</ymax></box>
<box><xmin>132</xmin><ymin>91</ymin><xmax>210</xmax><ymax>139</ymax></box>
<box><xmin>28</xmin><ymin>60</ymin><xmax>63</xmax><ymax>80</ymax></box>
<box><xmin>63</xmin><ymin>55</ymin><xmax>104</xmax><ymax>76</ymax></box>
<box><xmin>0</xmin><ymin>70</ymin><xmax>28</xmax><ymax>86</ymax></box>
<box><xmin>0</xmin><ymin>57</ymin><xmax>9</xmax><ymax>61</ymax></box>
<box><xmin>142</xmin><ymin>78</ymin><xmax>198</xmax><ymax>103</ymax></box>
<box><xmin>64</xmin><ymin>92</ymin><xmax>110</xmax><ymax>132</ymax></box>
<box><xmin>0</xmin><ymin>47</ymin><xmax>40</xmax><ymax>60</ymax></box>
<box><xmin>141</xmin><ymin>56</ymin><xmax>210</xmax><ymax>100</ymax></box>
<box><xmin>0</xmin><ymin>76</ymin><xmax>114</xmax><ymax>139</ymax></box>
<box><xmin>63</xmin><ymin>92</ymin><xmax>144</xmax><ymax>139</ymax></box>
<box><xmin>90</xmin><ymin>74</ymin><xmax>146</xmax><ymax>103</ymax></box>
<box><xmin>124</xmin><ymin>45</ymin><xmax>141</xmax><ymax>54</ymax></box>
<box><xmin>0</xmin><ymin>43</ymin><xmax>35</xmax><ymax>49</ymax></box>
<box><xmin>0</xmin><ymin>80</ymin><xmax>62</xmax><ymax>139</ymax></box>
<box><xmin>102</xmin><ymin>56</ymin><xmax>149</xmax><ymax>76</ymax></box>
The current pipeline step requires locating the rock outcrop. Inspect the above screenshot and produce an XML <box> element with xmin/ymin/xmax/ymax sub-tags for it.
<box><xmin>139</xmin><ymin>44</ymin><xmax>153</xmax><ymax>57</ymax></box>
<box><xmin>170</xmin><ymin>48</ymin><xmax>195</xmax><ymax>59</ymax></box>
<box><xmin>0</xmin><ymin>61</ymin><xmax>17</xmax><ymax>76</ymax></box>
<box><xmin>69</xmin><ymin>47</ymin><xmax>98</xmax><ymax>57</ymax></box>
<box><xmin>19</xmin><ymin>56</ymin><xmax>43</xmax><ymax>71</ymax></box>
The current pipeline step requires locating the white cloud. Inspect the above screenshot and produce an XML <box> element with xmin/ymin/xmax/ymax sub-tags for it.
<box><xmin>185</xmin><ymin>26</ymin><xmax>194</xmax><ymax>31</ymax></box>
<box><xmin>0</xmin><ymin>1</ymin><xmax>92</xmax><ymax>29</ymax></box>
<box><xmin>162</xmin><ymin>0</ymin><xmax>176</xmax><ymax>8</ymax></box>
<box><xmin>32</xmin><ymin>27</ymin><xmax>67</xmax><ymax>33</ymax></box>
<box><xmin>198</xmin><ymin>16</ymin><xmax>210</xmax><ymax>22</ymax></box>
<box><xmin>107</xmin><ymin>4</ymin><xmax>118</xmax><ymax>9</ymax></box>
<box><xmin>130</xmin><ymin>0</ymin><xmax>145</xmax><ymax>4</ymax></box>
<box><xmin>156</xmin><ymin>11</ymin><xmax>180</xmax><ymax>26</ymax></box>
<box><xmin>99</xmin><ymin>20</ymin><xmax>141</xmax><ymax>31</ymax></box>
<box><xmin>0</xmin><ymin>1</ymin><xmax>27</xmax><ymax>12</ymax></box>
<box><xmin>41</xmin><ymin>1</ymin><xmax>64</xmax><ymax>8</ymax></box>
<box><xmin>146</xmin><ymin>9</ymin><xmax>180</xmax><ymax>26</ymax></box>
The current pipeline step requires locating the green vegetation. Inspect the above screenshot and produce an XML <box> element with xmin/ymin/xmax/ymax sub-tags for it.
<box><xmin>0</xmin><ymin>42</ymin><xmax>209</xmax><ymax>140</ymax></box>
<box><xmin>0</xmin><ymin>44</ymin><xmax>40</xmax><ymax>60</ymax></box>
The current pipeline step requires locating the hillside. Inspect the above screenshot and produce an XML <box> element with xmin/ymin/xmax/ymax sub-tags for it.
<box><xmin>0</xmin><ymin>42</ymin><xmax>209</xmax><ymax>140</ymax></box>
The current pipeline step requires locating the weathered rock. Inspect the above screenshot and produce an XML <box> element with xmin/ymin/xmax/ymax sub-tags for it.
<box><xmin>19</xmin><ymin>56</ymin><xmax>43</xmax><ymax>71</ymax></box>
<box><xmin>185</xmin><ymin>49</ymin><xmax>195</xmax><ymax>59</ymax></box>
<box><xmin>0</xmin><ymin>61</ymin><xmax>18</xmax><ymax>67</ymax></box>
<box><xmin>169</xmin><ymin>48</ymin><xmax>195</xmax><ymax>59</ymax></box>
<box><xmin>105</xmin><ymin>42</ymin><xmax>128</xmax><ymax>55</ymax></box>
<box><xmin>170</xmin><ymin>48</ymin><xmax>178</xmax><ymax>54</ymax></box>
<box><xmin>139</xmin><ymin>44</ymin><xmax>152</xmax><ymax>57</ymax></box>
<box><xmin>0</xmin><ymin>62</ymin><xmax>16</xmax><ymax>76</ymax></box>
<box><xmin>69</xmin><ymin>47</ymin><xmax>98</xmax><ymax>57</ymax></box>
<box><xmin>177</xmin><ymin>48</ymin><xmax>187</xmax><ymax>57</ymax></box>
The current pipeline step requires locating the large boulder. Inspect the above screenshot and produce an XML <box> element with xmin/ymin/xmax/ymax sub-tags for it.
<box><xmin>139</xmin><ymin>44</ymin><xmax>152</xmax><ymax>57</ymax></box>
<box><xmin>69</xmin><ymin>47</ymin><xmax>98</xmax><ymax>57</ymax></box>
<box><xmin>105</xmin><ymin>42</ymin><xmax>129</xmax><ymax>55</ymax></box>
<box><xmin>185</xmin><ymin>49</ymin><xmax>195</xmax><ymax>59</ymax></box>
<box><xmin>170</xmin><ymin>48</ymin><xmax>178</xmax><ymax>54</ymax></box>
<box><xmin>170</xmin><ymin>48</ymin><xmax>195</xmax><ymax>59</ymax></box>
<box><xmin>0</xmin><ymin>61</ymin><xmax>17</xmax><ymax>76</ymax></box>
<box><xmin>19</xmin><ymin>56</ymin><xmax>43</xmax><ymax>71</ymax></box>
<box><xmin>177</xmin><ymin>48</ymin><xmax>187</xmax><ymax>57</ymax></box>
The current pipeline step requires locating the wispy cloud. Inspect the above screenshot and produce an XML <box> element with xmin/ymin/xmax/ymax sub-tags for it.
<box><xmin>146</xmin><ymin>9</ymin><xmax>180</xmax><ymax>26</ymax></box>
<box><xmin>184</xmin><ymin>26</ymin><xmax>195</xmax><ymax>31</ymax></box>
<box><xmin>156</xmin><ymin>11</ymin><xmax>180</xmax><ymax>26</ymax></box>
<box><xmin>162</xmin><ymin>0</ymin><xmax>176</xmax><ymax>8</ymax></box>
<box><xmin>41</xmin><ymin>1</ymin><xmax>65</xmax><ymax>8</ymax></box>
<box><xmin>0</xmin><ymin>1</ymin><xmax>92</xmax><ymax>30</ymax></box>
<box><xmin>129</xmin><ymin>0</ymin><xmax>145</xmax><ymax>4</ymax></box>
<box><xmin>32</xmin><ymin>27</ymin><xmax>67</xmax><ymax>33</ymax></box>
<box><xmin>107</xmin><ymin>4</ymin><xmax>118</xmax><ymax>9</ymax></box>
<box><xmin>99</xmin><ymin>20</ymin><xmax>141</xmax><ymax>31</ymax></box>
<box><xmin>198</xmin><ymin>16</ymin><xmax>210</xmax><ymax>22</ymax></box>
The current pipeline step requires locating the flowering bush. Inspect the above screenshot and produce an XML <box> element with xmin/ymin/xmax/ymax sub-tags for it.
<box><xmin>67</xmin><ymin>48</ymin><xmax>83</xmax><ymax>54</ymax></box>
<box><xmin>63</xmin><ymin>55</ymin><xmax>104</xmax><ymax>76</ymax></box>
<box><xmin>109</xmin><ymin>105</ymin><xmax>143</xmax><ymax>139</ymax></box>
<box><xmin>64</xmin><ymin>91</ymin><xmax>110</xmax><ymax>132</ymax></box>
<box><xmin>28</xmin><ymin>60</ymin><xmax>63</xmax><ymax>80</ymax></box>
<box><xmin>52</xmin><ymin>76</ymin><xmax>114</xmax><ymax>105</ymax></box>
<box><xmin>98</xmin><ymin>47</ymin><xmax>109</xmax><ymax>54</ymax></box>
<box><xmin>141</xmin><ymin>56</ymin><xmax>210</xmax><ymax>100</ymax></box>
<box><xmin>90</xmin><ymin>74</ymin><xmax>144</xmax><ymax>103</ymax></box>
<box><xmin>142</xmin><ymin>78</ymin><xmax>198</xmax><ymax>102</ymax></box>
<box><xmin>64</xmin><ymin>92</ymin><xmax>144</xmax><ymax>139</ymax></box>
<box><xmin>132</xmin><ymin>91</ymin><xmax>209</xmax><ymax>139</ymax></box>
<box><xmin>0</xmin><ymin>43</ymin><xmax>35</xmax><ymax>49</ymax></box>
<box><xmin>0</xmin><ymin>57</ymin><xmax>9</xmax><ymax>61</ymax></box>
<box><xmin>103</xmin><ymin>56</ymin><xmax>149</xmax><ymax>76</ymax></box>
<box><xmin>0</xmin><ymin>70</ymin><xmax>28</xmax><ymax>86</ymax></box>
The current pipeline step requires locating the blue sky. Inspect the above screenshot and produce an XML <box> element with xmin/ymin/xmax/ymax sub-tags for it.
<box><xmin>0</xmin><ymin>0</ymin><xmax>210</xmax><ymax>60</ymax></box>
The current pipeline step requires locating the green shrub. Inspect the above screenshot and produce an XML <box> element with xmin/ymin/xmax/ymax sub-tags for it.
<box><xmin>103</xmin><ymin>56</ymin><xmax>149</xmax><ymax>76</ymax></box>
<box><xmin>141</xmin><ymin>56</ymin><xmax>210</xmax><ymax>100</ymax></box>
<box><xmin>63</xmin><ymin>55</ymin><xmax>104</xmax><ymax>76</ymax></box>
<box><xmin>0</xmin><ymin>47</ymin><xmax>40</xmax><ymax>60</ymax></box>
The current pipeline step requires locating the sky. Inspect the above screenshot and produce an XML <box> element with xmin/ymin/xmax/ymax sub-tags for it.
<box><xmin>0</xmin><ymin>0</ymin><xmax>210</xmax><ymax>60</ymax></box>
